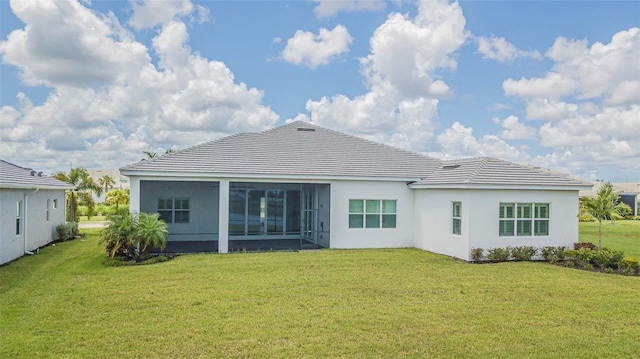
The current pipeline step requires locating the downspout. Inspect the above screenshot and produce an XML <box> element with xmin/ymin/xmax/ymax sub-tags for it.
<box><xmin>24</xmin><ymin>187</ymin><xmax>39</xmax><ymax>255</ymax></box>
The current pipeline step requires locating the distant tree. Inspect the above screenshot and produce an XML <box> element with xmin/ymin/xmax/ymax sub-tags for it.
<box><xmin>579</xmin><ymin>182</ymin><xmax>626</xmax><ymax>249</ymax></box>
<box><xmin>143</xmin><ymin>147</ymin><xmax>176</xmax><ymax>160</ymax></box>
<box><xmin>107</xmin><ymin>188</ymin><xmax>130</xmax><ymax>210</ymax></box>
<box><xmin>142</xmin><ymin>150</ymin><xmax>158</xmax><ymax>159</ymax></box>
<box><xmin>98</xmin><ymin>174</ymin><xmax>116</xmax><ymax>199</ymax></box>
<box><xmin>57</xmin><ymin>168</ymin><xmax>102</xmax><ymax>222</ymax></box>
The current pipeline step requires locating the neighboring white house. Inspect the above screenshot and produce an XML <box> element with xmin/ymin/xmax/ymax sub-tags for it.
<box><xmin>0</xmin><ymin>160</ymin><xmax>73</xmax><ymax>265</ymax></box>
<box><xmin>120</xmin><ymin>121</ymin><xmax>592</xmax><ymax>261</ymax></box>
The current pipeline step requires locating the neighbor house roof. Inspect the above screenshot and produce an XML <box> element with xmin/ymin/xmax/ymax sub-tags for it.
<box><xmin>120</xmin><ymin>120</ymin><xmax>441</xmax><ymax>180</ymax></box>
<box><xmin>0</xmin><ymin>160</ymin><xmax>74</xmax><ymax>190</ymax></box>
<box><xmin>409</xmin><ymin>157</ymin><xmax>591</xmax><ymax>189</ymax></box>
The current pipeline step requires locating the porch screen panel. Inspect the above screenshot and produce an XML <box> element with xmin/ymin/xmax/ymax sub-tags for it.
<box><xmin>247</xmin><ymin>190</ymin><xmax>265</xmax><ymax>235</ymax></box>
<box><xmin>229</xmin><ymin>190</ymin><xmax>246</xmax><ymax>235</ymax></box>
<box><xmin>267</xmin><ymin>190</ymin><xmax>284</xmax><ymax>234</ymax></box>
<box><xmin>286</xmin><ymin>190</ymin><xmax>300</xmax><ymax>234</ymax></box>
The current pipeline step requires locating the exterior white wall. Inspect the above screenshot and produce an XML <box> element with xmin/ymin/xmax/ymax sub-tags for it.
<box><xmin>414</xmin><ymin>189</ymin><xmax>471</xmax><ymax>260</ymax></box>
<box><xmin>466</xmin><ymin>189</ymin><xmax>579</xmax><ymax>258</ymax></box>
<box><xmin>1</xmin><ymin>188</ymin><xmax>66</xmax><ymax>265</ymax></box>
<box><xmin>329</xmin><ymin>180</ymin><xmax>414</xmax><ymax>249</ymax></box>
<box><xmin>414</xmin><ymin>188</ymin><xmax>580</xmax><ymax>261</ymax></box>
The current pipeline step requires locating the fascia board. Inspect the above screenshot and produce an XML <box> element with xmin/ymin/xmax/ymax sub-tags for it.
<box><xmin>120</xmin><ymin>170</ymin><xmax>420</xmax><ymax>183</ymax></box>
<box><xmin>408</xmin><ymin>183</ymin><xmax>592</xmax><ymax>191</ymax></box>
<box><xmin>0</xmin><ymin>183</ymin><xmax>74</xmax><ymax>190</ymax></box>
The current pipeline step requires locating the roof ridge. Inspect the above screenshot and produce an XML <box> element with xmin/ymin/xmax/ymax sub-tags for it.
<box><xmin>465</xmin><ymin>157</ymin><xmax>492</xmax><ymax>183</ymax></box>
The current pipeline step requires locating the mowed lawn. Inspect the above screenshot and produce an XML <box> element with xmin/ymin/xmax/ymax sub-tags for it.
<box><xmin>580</xmin><ymin>220</ymin><xmax>640</xmax><ymax>258</ymax></box>
<box><xmin>1</xmin><ymin>229</ymin><xmax>639</xmax><ymax>358</ymax></box>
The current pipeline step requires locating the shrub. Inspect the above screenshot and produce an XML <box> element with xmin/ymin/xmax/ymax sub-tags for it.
<box><xmin>565</xmin><ymin>261</ymin><xmax>575</xmax><ymax>268</ymax></box>
<box><xmin>470</xmin><ymin>248</ymin><xmax>484</xmax><ymax>262</ymax></box>
<box><xmin>564</xmin><ymin>248</ymin><xmax>595</xmax><ymax>266</ymax></box>
<box><xmin>541</xmin><ymin>246</ymin><xmax>565</xmax><ymax>263</ymax></box>
<box><xmin>486</xmin><ymin>248</ymin><xmax>510</xmax><ymax>262</ymax></box>
<box><xmin>578</xmin><ymin>214</ymin><xmax>595</xmax><ymax>222</ymax></box>
<box><xmin>77</xmin><ymin>205</ymin><xmax>89</xmax><ymax>217</ymax></box>
<box><xmin>591</xmin><ymin>249</ymin><xmax>625</xmax><ymax>269</ymax></box>
<box><xmin>510</xmin><ymin>246</ymin><xmax>538</xmax><ymax>261</ymax></box>
<box><xmin>574</xmin><ymin>242</ymin><xmax>597</xmax><ymax>250</ymax></box>
<box><xmin>619</xmin><ymin>257</ymin><xmax>639</xmax><ymax>270</ymax></box>
<box><xmin>100</xmin><ymin>212</ymin><xmax>167</xmax><ymax>262</ymax></box>
<box><xmin>583</xmin><ymin>263</ymin><xmax>594</xmax><ymax>271</ymax></box>
<box><xmin>55</xmin><ymin>222</ymin><xmax>79</xmax><ymax>241</ymax></box>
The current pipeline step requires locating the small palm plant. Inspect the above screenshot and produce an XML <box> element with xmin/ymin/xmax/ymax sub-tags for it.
<box><xmin>100</xmin><ymin>212</ymin><xmax>168</xmax><ymax>261</ymax></box>
<box><xmin>134</xmin><ymin>213</ymin><xmax>168</xmax><ymax>261</ymax></box>
<box><xmin>101</xmin><ymin>213</ymin><xmax>136</xmax><ymax>258</ymax></box>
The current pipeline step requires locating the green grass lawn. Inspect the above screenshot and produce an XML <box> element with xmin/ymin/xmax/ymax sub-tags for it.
<box><xmin>2</xmin><ymin>229</ymin><xmax>639</xmax><ymax>358</ymax></box>
<box><xmin>580</xmin><ymin>220</ymin><xmax>640</xmax><ymax>258</ymax></box>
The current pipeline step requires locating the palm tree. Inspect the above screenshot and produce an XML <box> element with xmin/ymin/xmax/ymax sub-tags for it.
<box><xmin>98</xmin><ymin>174</ymin><xmax>115</xmax><ymax>199</ymax></box>
<box><xmin>580</xmin><ymin>182</ymin><xmax>625</xmax><ymax>249</ymax></box>
<box><xmin>106</xmin><ymin>189</ymin><xmax>130</xmax><ymax>210</ymax></box>
<box><xmin>142</xmin><ymin>150</ymin><xmax>158</xmax><ymax>159</ymax></box>
<box><xmin>61</xmin><ymin>168</ymin><xmax>102</xmax><ymax>222</ymax></box>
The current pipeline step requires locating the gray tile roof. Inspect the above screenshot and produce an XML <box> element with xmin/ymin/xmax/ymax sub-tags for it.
<box><xmin>120</xmin><ymin>121</ymin><xmax>441</xmax><ymax>180</ymax></box>
<box><xmin>120</xmin><ymin>121</ymin><xmax>590</xmax><ymax>188</ymax></box>
<box><xmin>0</xmin><ymin>160</ymin><xmax>74</xmax><ymax>189</ymax></box>
<box><xmin>411</xmin><ymin>157</ymin><xmax>591</xmax><ymax>188</ymax></box>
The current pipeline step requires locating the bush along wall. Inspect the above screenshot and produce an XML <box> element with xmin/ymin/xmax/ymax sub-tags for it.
<box><xmin>469</xmin><ymin>243</ymin><xmax>639</xmax><ymax>276</ymax></box>
<box><xmin>55</xmin><ymin>222</ymin><xmax>79</xmax><ymax>242</ymax></box>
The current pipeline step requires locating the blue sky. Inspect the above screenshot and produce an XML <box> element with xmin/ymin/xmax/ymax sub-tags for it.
<box><xmin>1</xmin><ymin>0</ymin><xmax>638</xmax><ymax>181</ymax></box>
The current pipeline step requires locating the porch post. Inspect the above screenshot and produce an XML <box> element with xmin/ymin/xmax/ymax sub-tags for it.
<box><xmin>129</xmin><ymin>177</ymin><xmax>140</xmax><ymax>214</ymax></box>
<box><xmin>218</xmin><ymin>179</ymin><xmax>229</xmax><ymax>254</ymax></box>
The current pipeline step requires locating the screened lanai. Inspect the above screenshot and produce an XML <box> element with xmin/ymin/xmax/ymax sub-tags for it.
<box><xmin>142</xmin><ymin>180</ymin><xmax>330</xmax><ymax>253</ymax></box>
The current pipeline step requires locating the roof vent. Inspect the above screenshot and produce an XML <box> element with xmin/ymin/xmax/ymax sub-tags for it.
<box><xmin>297</xmin><ymin>127</ymin><xmax>315</xmax><ymax>132</ymax></box>
<box><xmin>30</xmin><ymin>170</ymin><xmax>36</xmax><ymax>176</ymax></box>
<box><xmin>443</xmin><ymin>164</ymin><xmax>461</xmax><ymax>170</ymax></box>
<box><xmin>37</xmin><ymin>171</ymin><xmax>43</xmax><ymax>177</ymax></box>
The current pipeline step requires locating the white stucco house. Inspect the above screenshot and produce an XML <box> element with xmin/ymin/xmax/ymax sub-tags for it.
<box><xmin>120</xmin><ymin>121</ymin><xmax>591</xmax><ymax>261</ymax></box>
<box><xmin>0</xmin><ymin>160</ymin><xmax>72</xmax><ymax>265</ymax></box>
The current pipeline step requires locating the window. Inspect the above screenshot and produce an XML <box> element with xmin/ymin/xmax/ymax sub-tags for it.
<box><xmin>499</xmin><ymin>203</ymin><xmax>515</xmax><ymax>236</ymax></box>
<box><xmin>349</xmin><ymin>199</ymin><xmax>396</xmax><ymax>229</ymax></box>
<box><xmin>500</xmin><ymin>203</ymin><xmax>549</xmax><ymax>237</ymax></box>
<box><xmin>47</xmin><ymin>199</ymin><xmax>50</xmax><ymax>221</ymax></box>
<box><xmin>16</xmin><ymin>201</ymin><xmax>22</xmax><ymax>235</ymax></box>
<box><xmin>157</xmin><ymin>197</ymin><xmax>190</xmax><ymax>224</ymax></box>
<box><xmin>534</xmin><ymin>203</ymin><xmax>550</xmax><ymax>236</ymax></box>
<box><xmin>452</xmin><ymin>202</ymin><xmax>461</xmax><ymax>235</ymax></box>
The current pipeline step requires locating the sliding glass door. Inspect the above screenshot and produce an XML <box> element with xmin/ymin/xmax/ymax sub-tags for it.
<box><xmin>229</xmin><ymin>186</ymin><xmax>301</xmax><ymax>237</ymax></box>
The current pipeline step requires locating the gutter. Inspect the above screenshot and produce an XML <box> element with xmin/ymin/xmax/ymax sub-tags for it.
<box><xmin>23</xmin><ymin>187</ymin><xmax>39</xmax><ymax>255</ymax></box>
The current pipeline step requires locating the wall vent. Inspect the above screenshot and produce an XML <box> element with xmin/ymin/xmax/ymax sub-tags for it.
<box><xmin>297</xmin><ymin>128</ymin><xmax>315</xmax><ymax>132</ymax></box>
<box><xmin>443</xmin><ymin>164</ymin><xmax>461</xmax><ymax>169</ymax></box>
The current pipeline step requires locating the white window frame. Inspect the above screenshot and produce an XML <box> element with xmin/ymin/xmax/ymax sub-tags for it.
<box><xmin>499</xmin><ymin>202</ymin><xmax>549</xmax><ymax>237</ymax></box>
<box><xmin>452</xmin><ymin>201</ymin><xmax>462</xmax><ymax>235</ymax></box>
<box><xmin>349</xmin><ymin>199</ymin><xmax>396</xmax><ymax>229</ymax></box>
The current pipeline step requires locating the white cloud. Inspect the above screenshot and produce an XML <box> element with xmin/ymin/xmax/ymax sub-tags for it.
<box><xmin>306</xmin><ymin>0</ymin><xmax>468</xmax><ymax>153</ymax></box>
<box><xmin>0</xmin><ymin>0</ymin><xmax>277</xmax><ymax>173</ymax></box>
<box><xmin>497</xmin><ymin>27</ymin><xmax>640</xmax><ymax>178</ymax></box>
<box><xmin>281</xmin><ymin>25</ymin><xmax>353</xmax><ymax>68</ymax></box>
<box><xmin>504</xmin><ymin>27</ymin><xmax>640</xmax><ymax>103</ymax></box>
<box><xmin>128</xmin><ymin>0</ymin><xmax>205</xmax><ymax>30</ymax></box>
<box><xmin>0</xmin><ymin>0</ymin><xmax>149</xmax><ymax>87</ymax></box>
<box><xmin>493</xmin><ymin>116</ymin><xmax>537</xmax><ymax>140</ymax></box>
<box><xmin>313</xmin><ymin>0</ymin><xmax>385</xmax><ymax>18</ymax></box>
<box><xmin>435</xmin><ymin>122</ymin><xmax>528</xmax><ymax>162</ymax></box>
<box><xmin>477</xmin><ymin>35</ymin><xmax>541</xmax><ymax>63</ymax></box>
